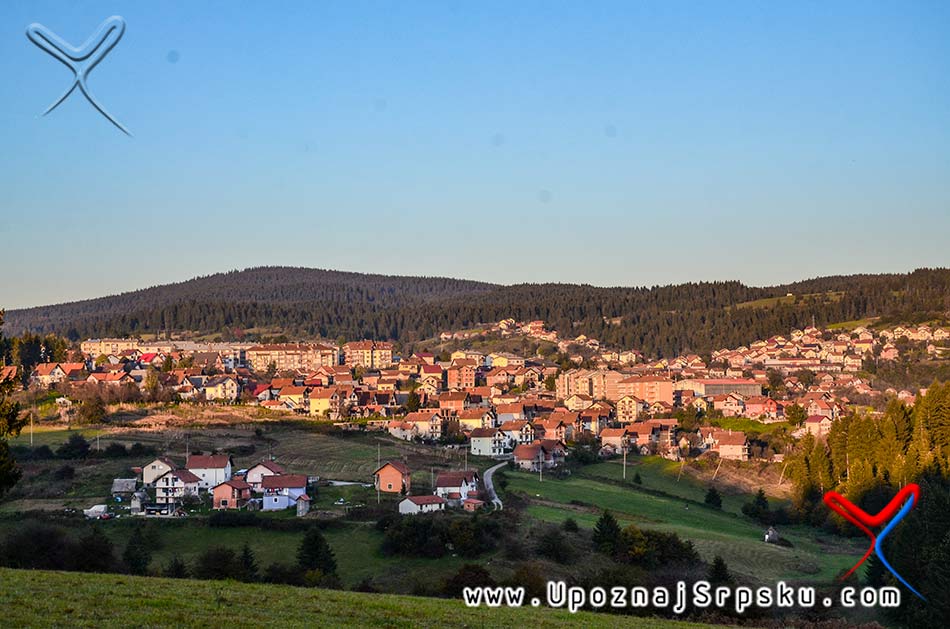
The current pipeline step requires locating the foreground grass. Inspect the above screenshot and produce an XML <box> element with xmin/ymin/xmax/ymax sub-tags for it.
<box><xmin>0</xmin><ymin>568</ymin><xmax>715</xmax><ymax>628</ymax></box>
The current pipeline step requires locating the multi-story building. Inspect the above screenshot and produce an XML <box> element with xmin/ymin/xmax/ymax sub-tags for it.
<box><xmin>617</xmin><ymin>375</ymin><xmax>674</xmax><ymax>406</ymax></box>
<box><xmin>246</xmin><ymin>343</ymin><xmax>338</xmax><ymax>373</ymax></box>
<box><xmin>343</xmin><ymin>341</ymin><xmax>394</xmax><ymax>369</ymax></box>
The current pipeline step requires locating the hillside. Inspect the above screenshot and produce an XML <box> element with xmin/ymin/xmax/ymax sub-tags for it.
<box><xmin>5</xmin><ymin>266</ymin><xmax>950</xmax><ymax>357</ymax></box>
<box><xmin>0</xmin><ymin>568</ymin><xmax>712</xmax><ymax>628</ymax></box>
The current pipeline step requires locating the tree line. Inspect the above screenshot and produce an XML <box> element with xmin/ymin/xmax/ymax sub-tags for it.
<box><xmin>6</xmin><ymin>267</ymin><xmax>950</xmax><ymax>358</ymax></box>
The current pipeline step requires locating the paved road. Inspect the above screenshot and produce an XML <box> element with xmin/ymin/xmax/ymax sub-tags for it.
<box><xmin>483</xmin><ymin>462</ymin><xmax>507</xmax><ymax>510</ymax></box>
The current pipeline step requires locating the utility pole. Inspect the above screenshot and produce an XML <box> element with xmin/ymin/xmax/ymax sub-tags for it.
<box><xmin>623</xmin><ymin>445</ymin><xmax>627</xmax><ymax>480</ymax></box>
<box><xmin>538</xmin><ymin>449</ymin><xmax>543</xmax><ymax>482</ymax></box>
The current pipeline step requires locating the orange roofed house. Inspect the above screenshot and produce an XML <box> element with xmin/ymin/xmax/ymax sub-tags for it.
<box><xmin>213</xmin><ymin>478</ymin><xmax>252</xmax><ymax>509</ymax></box>
<box><xmin>374</xmin><ymin>461</ymin><xmax>411</xmax><ymax>494</ymax></box>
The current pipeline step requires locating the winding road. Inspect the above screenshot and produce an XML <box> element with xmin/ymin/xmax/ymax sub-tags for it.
<box><xmin>483</xmin><ymin>462</ymin><xmax>507</xmax><ymax>510</ymax></box>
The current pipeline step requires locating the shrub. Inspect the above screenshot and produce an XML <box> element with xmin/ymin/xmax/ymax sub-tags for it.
<box><xmin>56</xmin><ymin>434</ymin><xmax>90</xmax><ymax>460</ymax></box>
<box><xmin>192</xmin><ymin>546</ymin><xmax>242</xmax><ymax>581</ymax></box>
<box><xmin>53</xmin><ymin>464</ymin><xmax>75</xmax><ymax>481</ymax></box>
<box><xmin>562</xmin><ymin>517</ymin><xmax>579</xmax><ymax>533</ymax></box>
<box><xmin>103</xmin><ymin>443</ymin><xmax>128</xmax><ymax>458</ymax></box>
<box><xmin>704</xmin><ymin>487</ymin><xmax>722</xmax><ymax>510</ymax></box>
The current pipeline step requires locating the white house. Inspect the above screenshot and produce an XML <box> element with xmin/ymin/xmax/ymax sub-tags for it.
<box><xmin>245</xmin><ymin>460</ymin><xmax>286</xmax><ymax>492</ymax></box>
<box><xmin>143</xmin><ymin>457</ymin><xmax>178</xmax><ymax>487</ymax></box>
<box><xmin>434</xmin><ymin>470</ymin><xmax>479</xmax><ymax>507</ymax></box>
<box><xmin>154</xmin><ymin>469</ymin><xmax>200</xmax><ymax>504</ymax></box>
<box><xmin>186</xmin><ymin>453</ymin><xmax>233</xmax><ymax>490</ymax></box>
<box><xmin>469</xmin><ymin>428</ymin><xmax>506</xmax><ymax>457</ymax></box>
<box><xmin>398</xmin><ymin>495</ymin><xmax>447</xmax><ymax>515</ymax></box>
<box><xmin>262</xmin><ymin>474</ymin><xmax>308</xmax><ymax>510</ymax></box>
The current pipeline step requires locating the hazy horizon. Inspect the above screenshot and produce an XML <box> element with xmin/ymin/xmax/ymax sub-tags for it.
<box><xmin>6</xmin><ymin>263</ymin><xmax>948</xmax><ymax>312</ymax></box>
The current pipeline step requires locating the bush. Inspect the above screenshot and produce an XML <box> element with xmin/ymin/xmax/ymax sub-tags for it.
<box><xmin>704</xmin><ymin>487</ymin><xmax>722</xmax><ymax>510</ymax></box>
<box><xmin>536</xmin><ymin>525</ymin><xmax>575</xmax><ymax>564</ymax></box>
<box><xmin>163</xmin><ymin>555</ymin><xmax>189</xmax><ymax>578</ymax></box>
<box><xmin>56</xmin><ymin>434</ymin><xmax>90</xmax><ymax>460</ymax></box>
<box><xmin>443</xmin><ymin>564</ymin><xmax>496</xmax><ymax>597</ymax></box>
<box><xmin>562</xmin><ymin>517</ymin><xmax>579</xmax><ymax>533</ymax></box>
<box><xmin>129</xmin><ymin>443</ymin><xmax>156</xmax><ymax>458</ymax></box>
<box><xmin>103</xmin><ymin>443</ymin><xmax>128</xmax><ymax>458</ymax></box>
<box><xmin>53</xmin><ymin>464</ymin><xmax>75</xmax><ymax>481</ymax></box>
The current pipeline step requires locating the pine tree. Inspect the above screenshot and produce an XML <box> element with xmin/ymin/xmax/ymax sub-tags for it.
<box><xmin>633</xmin><ymin>471</ymin><xmax>642</xmax><ymax>485</ymax></box>
<box><xmin>123</xmin><ymin>525</ymin><xmax>152</xmax><ymax>575</ymax></box>
<box><xmin>708</xmin><ymin>555</ymin><xmax>733</xmax><ymax>585</ymax></box>
<box><xmin>297</xmin><ymin>527</ymin><xmax>337</xmax><ymax>576</ymax></box>
<box><xmin>163</xmin><ymin>555</ymin><xmax>189</xmax><ymax>579</ymax></box>
<box><xmin>704</xmin><ymin>487</ymin><xmax>722</xmax><ymax>510</ymax></box>
<box><xmin>240</xmin><ymin>542</ymin><xmax>259</xmax><ymax>582</ymax></box>
<box><xmin>592</xmin><ymin>510</ymin><xmax>621</xmax><ymax>554</ymax></box>
<box><xmin>0</xmin><ymin>312</ymin><xmax>26</xmax><ymax>499</ymax></box>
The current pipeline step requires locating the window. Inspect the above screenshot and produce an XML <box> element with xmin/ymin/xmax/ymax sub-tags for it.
<box><xmin>387</xmin><ymin>483</ymin><xmax>392</xmax><ymax>490</ymax></box>
<box><xmin>221</xmin><ymin>499</ymin><xmax>228</xmax><ymax>507</ymax></box>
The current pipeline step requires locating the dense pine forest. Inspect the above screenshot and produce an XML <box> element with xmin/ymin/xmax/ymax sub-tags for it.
<box><xmin>6</xmin><ymin>267</ymin><xmax>950</xmax><ymax>357</ymax></box>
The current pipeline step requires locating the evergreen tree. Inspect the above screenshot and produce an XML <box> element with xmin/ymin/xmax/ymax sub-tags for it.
<box><xmin>633</xmin><ymin>471</ymin><xmax>642</xmax><ymax>485</ymax></box>
<box><xmin>592</xmin><ymin>510</ymin><xmax>621</xmax><ymax>554</ymax></box>
<box><xmin>704</xmin><ymin>487</ymin><xmax>722</xmax><ymax>510</ymax></box>
<box><xmin>239</xmin><ymin>542</ymin><xmax>259</xmax><ymax>582</ymax></box>
<box><xmin>163</xmin><ymin>555</ymin><xmax>189</xmax><ymax>579</ymax></box>
<box><xmin>297</xmin><ymin>527</ymin><xmax>337</xmax><ymax>576</ymax></box>
<box><xmin>123</xmin><ymin>525</ymin><xmax>152</xmax><ymax>575</ymax></box>
<box><xmin>708</xmin><ymin>555</ymin><xmax>733</xmax><ymax>585</ymax></box>
<box><xmin>0</xmin><ymin>312</ymin><xmax>26</xmax><ymax>499</ymax></box>
<box><xmin>73</xmin><ymin>527</ymin><xmax>116</xmax><ymax>573</ymax></box>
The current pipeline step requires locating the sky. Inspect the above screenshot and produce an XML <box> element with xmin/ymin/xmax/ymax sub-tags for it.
<box><xmin>1</xmin><ymin>1</ymin><xmax>948</xmax><ymax>309</ymax></box>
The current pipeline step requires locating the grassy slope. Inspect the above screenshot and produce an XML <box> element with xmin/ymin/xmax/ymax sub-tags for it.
<box><xmin>503</xmin><ymin>460</ymin><xmax>861</xmax><ymax>584</ymax></box>
<box><xmin>0</xmin><ymin>568</ymin><xmax>714</xmax><ymax>628</ymax></box>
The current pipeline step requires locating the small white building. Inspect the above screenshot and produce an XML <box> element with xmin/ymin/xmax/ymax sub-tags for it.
<box><xmin>433</xmin><ymin>470</ymin><xmax>479</xmax><ymax>507</ymax></box>
<box><xmin>186</xmin><ymin>453</ymin><xmax>233</xmax><ymax>490</ymax></box>
<box><xmin>398</xmin><ymin>495</ymin><xmax>447</xmax><ymax>515</ymax></box>
<box><xmin>142</xmin><ymin>457</ymin><xmax>178</xmax><ymax>487</ymax></box>
<box><xmin>245</xmin><ymin>460</ymin><xmax>286</xmax><ymax>492</ymax></box>
<box><xmin>154</xmin><ymin>469</ymin><xmax>200</xmax><ymax>504</ymax></box>
<box><xmin>470</xmin><ymin>427</ymin><xmax>506</xmax><ymax>457</ymax></box>
<box><xmin>262</xmin><ymin>474</ymin><xmax>308</xmax><ymax>511</ymax></box>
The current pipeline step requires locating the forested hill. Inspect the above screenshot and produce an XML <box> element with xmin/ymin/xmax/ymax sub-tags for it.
<box><xmin>5</xmin><ymin>267</ymin><xmax>950</xmax><ymax>357</ymax></box>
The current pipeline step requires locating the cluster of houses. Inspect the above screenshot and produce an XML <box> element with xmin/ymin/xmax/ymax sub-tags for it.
<box><xmin>121</xmin><ymin>454</ymin><xmax>311</xmax><ymax>517</ymax></box>
<box><xmin>373</xmin><ymin>461</ymin><xmax>486</xmax><ymax>515</ymax></box>
<box><xmin>17</xmin><ymin>320</ymin><xmax>947</xmax><ymax>474</ymax></box>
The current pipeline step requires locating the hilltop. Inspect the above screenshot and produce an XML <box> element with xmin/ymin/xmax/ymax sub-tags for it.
<box><xmin>0</xmin><ymin>568</ymin><xmax>712</xmax><ymax>628</ymax></box>
<box><xmin>5</xmin><ymin>266</ymin><xmax>950</xmax><ymax>357</ymax></box>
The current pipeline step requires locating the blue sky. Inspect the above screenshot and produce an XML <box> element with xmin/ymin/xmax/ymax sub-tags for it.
<box><xmin>1</xmin><ymin>1</ymin><xmax>948</xmax><ymax>309</ymax></box>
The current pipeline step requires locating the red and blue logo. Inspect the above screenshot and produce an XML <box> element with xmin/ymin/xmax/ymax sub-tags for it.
<box><xmin>823</xmin><ymin>483</ymin><xmax>924</xmax><ymax>601</ymax></box>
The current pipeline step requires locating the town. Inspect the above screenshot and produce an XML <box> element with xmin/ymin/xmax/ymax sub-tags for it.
<box><xmin>8</xmin><ymin>316</ymin><xmax>947</xmax><ymax>520</ymax></box>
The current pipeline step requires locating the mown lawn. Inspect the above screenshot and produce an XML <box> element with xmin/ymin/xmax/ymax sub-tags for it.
<box><xmin>0</xmin><ymin>568</ymin><xmax>718</xmax><ymax>628</ymax></box>
<box><xmin>504</xmin><ymin>470</ymin><xmax>860</xmax><ymax>584</ymax></box>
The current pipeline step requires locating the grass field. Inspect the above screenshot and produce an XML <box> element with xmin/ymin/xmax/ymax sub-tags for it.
<box><xmin>502</xmin><ymin>465</ymin><xmax>860</xmax><ymax>584</ymax></box>
<box><xmin>0</xmin><ymin>568</ymin><xmax>714</xmax><ymax>628</ymax></box>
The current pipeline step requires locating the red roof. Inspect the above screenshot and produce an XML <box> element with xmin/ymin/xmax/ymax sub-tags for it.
<box><xmin>262</xmin><ymin>474</ymin><xmax>308</xmax><ymax>489</ymax></box>
<box><xmin>186</xmin><ymin>454</ymin><xmax>232</xmax><ymax>470</ymax></box>
<box><xmin>404</xmin><ymin>495</ymin><xmax>446</xmax><ymax>506</ymax></box>
<box><xmin>375</xmin><ymin>460</ymin><xmax>411</xmax><ymax>476</ymax></box>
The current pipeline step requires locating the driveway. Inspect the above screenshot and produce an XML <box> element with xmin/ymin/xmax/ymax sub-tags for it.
<box><xmin>483</xmin><ymin>462</ymin><xmax>507</xmax><ymax>510</ymax></box>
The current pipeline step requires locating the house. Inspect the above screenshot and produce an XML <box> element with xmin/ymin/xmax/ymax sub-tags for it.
<box><xmin>458</xmin><ymin>408</ymin><xmax>494</xmax><ymax>431</ymax></box>
<box><xmin>374</xmin><ymin>461</ymin><xmax>411</xmax><ymax>494</ymax></box>
<box><xmin>711</xmin><ymin>430</ymin><xmax>749</xmax><ymax>461</ymax></box>
<box><xmin>30</xmin><ymin>363</ymin><xmax>67</xmax><ymax>387</ymax></box>
<box><xmin>434</xmin><ymin>470</ymin><xmax>479</xmax><ymax>507</ymax></box>
<box><xmin>398</xmin><ymin>495</ymin><xmax>446</xmax><ymax>515</ymax></box>
<box><xmin>203</xmin><ymin>375</ymin><xmax>240</xmax><ymax>402</ymax></box>
<box><xmin>513</xmin><ymin>442</ymin><xmax>558</xmax><ymax>471</ymax></box>
<box><xmin>245</xmin><ymin>460</ymin><xmax>286</xmax><ymax>492</ymax></box>
<box><xmin>402</xmin><ymin>410</ymin><xmax>444</xmax><ymax>439</ymax></box>
<box><xmin>87</xmin><ymin>371</ymin><xmax>134</xmax><ymax>386</ymax></box>
<box><xmin>564</xmin><ymin>394</ymin><xmax>593</xmax><ymax>411</ymax></box>
<box><xmin>262</xmin><ymin>474</ymin><xmax>309</xmax><ymax>510</ymax></box>
<box><xmin>469</xmin><ymin>427</ymin><xmax>506</xmax><ymax>457</ymax></box>
<box><xmin>499</xmin><ymin>420</ymin><xmax>534</xmax><ymax>447</ymax></box>
<box><xmin>154</xmin><ymin>469</ymin><xmax>200</xmax><ymax>504</ymax></box>
<box><xmin>599</xmin><ymin>427</ymin><xmax>631</xmax><ymax>452</ymax></box>
<box><xmin>213</xmin><ymin>478</ymin><xmax>252</xmax><ymax>509</ymax></box>
<box><xmin>387</xmin><ymin>420</ymin><xmax>420</xmax><ymax>441</ymax></box>
<box><xmin>143</xmin><ymin>457</ymin><xmax>178</xmax><ymax>486</ymax></box>
<box><xmin>111</xmin><ymin>478</ymin><xmax>137</xmax><ymax>498</ymax></box>
<box><xmin>185</xmin><ymin>453</ymin><xmax>233</xmax><ymax>489</ymax></box>
<box><xmin>615</xmin><ymin>395</ymin><xmax>644</xmax><ymax>423</ymax></box>
<box><xmin>805</xmin><ymin>415</ymin><xmax>834</xmax><ymax>438</ymax></box>
<box><xmin>463</xmin><ymin>498</ymin><xmax>485</xmax><ymax>512</ymax></box>
<box><xmin>438</xmin><ymin>391</ymin><xmax>469</xmax><ymax>415</ymax></box>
